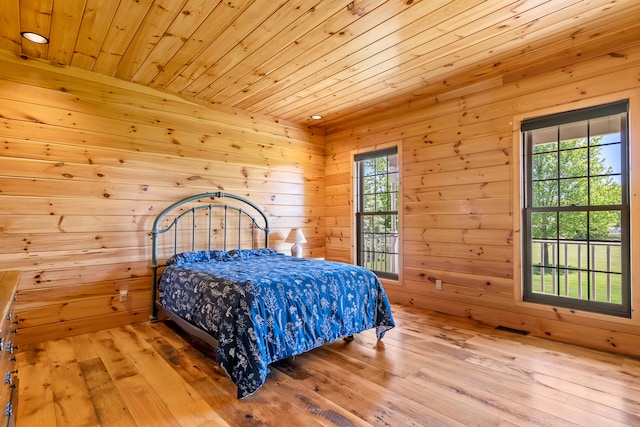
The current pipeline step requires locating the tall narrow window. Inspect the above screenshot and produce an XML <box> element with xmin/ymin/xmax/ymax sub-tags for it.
<box><xmin>355</xmin><ymin>147</ymin><xmax>399</xmax><ymax>279</ymax></box>
<box><xmin>521</xmin><ymin>101</ymin><xmax>630</xmax><ymax>317</ymax></box>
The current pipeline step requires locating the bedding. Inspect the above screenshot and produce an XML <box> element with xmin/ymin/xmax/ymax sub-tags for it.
<box><xmin>159</xmin><ymin>248</ymin><xmax>395</xmax><ymax>398</ymax></box>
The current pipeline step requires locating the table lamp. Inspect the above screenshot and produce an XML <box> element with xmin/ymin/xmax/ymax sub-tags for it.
<box><xmin>285</xmin><ymin>228</ymin><xmax>306</xmax><ymax>257</ymax></box>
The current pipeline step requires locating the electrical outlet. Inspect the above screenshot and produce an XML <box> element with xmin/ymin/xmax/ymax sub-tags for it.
<box><xmin>119</xmin><ymin>290</ymin><xmax>128</xmax><ymax>302</ymax></box>
<box><xmin>435</xmin><ymin>279</ymin><xmax>442</xmax><ymax>290</ymax></box>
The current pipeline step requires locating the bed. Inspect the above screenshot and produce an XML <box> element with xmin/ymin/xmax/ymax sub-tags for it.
<box><xmin>150</xmin><ymin>192</ymin><xmax>395</xmax><ymax>398</ymax></box>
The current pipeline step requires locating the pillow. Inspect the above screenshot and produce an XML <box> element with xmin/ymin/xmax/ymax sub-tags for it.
<box><xmin>227</xmin><ymin>248</ymin><xmax>280</xmax><ymax>259</ymax></box>
<box><xmin>166</xmin><ymin>250</ymin><xmax>231</xmax><ymax>266</ymax></box>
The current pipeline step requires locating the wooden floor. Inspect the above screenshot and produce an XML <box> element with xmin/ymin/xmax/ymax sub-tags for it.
<box><xmin>15</xmin><ymin>304</ymin><xmax>640</xmax><ymax>427</ymax></box>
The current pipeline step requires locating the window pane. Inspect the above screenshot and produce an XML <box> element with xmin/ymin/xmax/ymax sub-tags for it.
<box><xmin>559</xmin><ymin>148</ymin><xmax>588</xmax><ymax>178</ymax></box>
<box><xmin>590</xmin><ymin>115</ymin><xmax>621</xmax><ymax>145</ymax></box>
<box><xmin>590</xmin><ymin>242</ymin><xmax>622</xmax><ymax>274</ymax></box>
<box><xmin>532</xmin><ymin>180</ymin><xmax>558</xmax><ymax>207</ymax></box>
<box><xmin>373</xmin><ymin>173</ymin><xmax>383</xmax><ymax>194</ymax></box>
<box><xmin>589</xmin><ymin>211</ymin><xmax>621</xmax><ymax>241</ymax></box>
<box><xmin>531</xmin><ymin>126</ymin><xmax>558</xmax><ymax>150</ymax></box>
<box><xmin>363</xmin><ymin>175</ymin><xmax>376</xmax><ymax>193</ymax></box>
<box><xmin>532</xmin><ymin>151</ymin><xmax>557</xmax><ymax>180</ymax></box>
<box><xmin>373</xmin><ymin>215</ymin><xmax>384</xmax><ymax>234</ymax></box>
<box><xmin>591</xmin><ymin>272</ymin><xmax>611</xmax><ymax>303</ymax></box>
<box><xmin>537</xmin><ymin>241</ymin><xmax>557</xmax><ymax>269</ymax></box>
<box><xmin>363</xmin><ymin>194</ymin><xmax>376</xmax><ymax>212</ymax></box>
<box><xmin>591</xmin><ymin>144</ymin><xmax>621</xmax><ymax>175</ymax></box>
<box><xmin>590</xmin><ymin>176</ymin><xmax>621</xmax><ymax>205</ymax></box>
<box><xmin>531</xmin><ymin>212</ymin><xmax>557</xmax><ymax>239</ymax></box>
<box><xmin>363</xmin><ymin>160</ymin><xmax>375</xmax><ymax>175</ymax></box>
<box><xmin>559</xmin><ymin>211</ymin><xmax>587</xmax><ymax>240</ymax></box>
<box><xmin>559</xmin><ymin>120</ymin><xmax>588</xmax><ymax>149</ymax></box>
<box><xmin>558</xmin><ymin>244</ymin><xmax>571</xmax><ymax>271</ymax></box>
<box><xmin>363</xmin><ymin>215</ymin><xmax>373</xmax><ymax>234</ymax></box>
<box><xmin>530</xmin><ymin>263</ymin><xmax>552</xmax><ymax>294</ymax></box>
<box><xmin>559</xmin><ymin>178</ymin><xmax>588</xmax><ymax>206</ymax></box>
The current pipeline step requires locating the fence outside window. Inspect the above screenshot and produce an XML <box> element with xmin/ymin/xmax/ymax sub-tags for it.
<box><xmin>360</xmin><ymin>230</ymin><xmax>399</xmax><ymax>275</ymax></box>
<box><xmin>531</xmin><ymin>239</ymin><xmax>622</xmax><ymax>303</ymax></box>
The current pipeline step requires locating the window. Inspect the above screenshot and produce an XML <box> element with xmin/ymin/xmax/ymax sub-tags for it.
<box><xmin>521</xmin><ymin>101</ymin><xmax>630</xmax><ymax>317</ymax></box>
<box><xmin>355</xmin><ymin>147</ymin><xmax>399</xmax><ymax>279</ymax></box>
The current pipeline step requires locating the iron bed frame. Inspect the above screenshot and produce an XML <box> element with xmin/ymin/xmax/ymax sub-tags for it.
<box><xmin>150</xmin><ymin>192</ymin><xmax>270</xmax><ymax>333</ymax></box>
<box><xmin>149</xmin><ymin>192</ymin><xmax>382</xmax><ymax>399</ymax></box>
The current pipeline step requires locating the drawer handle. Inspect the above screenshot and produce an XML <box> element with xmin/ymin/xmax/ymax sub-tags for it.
<box><xmin>4</xmin><ymin>402</ymin><xmax>11</xmax><ymax>416</ymax></box>
<box><xmin>3</xmin><ymin>370</ymin><xmax>17</xmax><ymax>385</ymax></box>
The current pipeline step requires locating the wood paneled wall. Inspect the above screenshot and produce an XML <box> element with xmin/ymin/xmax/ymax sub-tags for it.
<box><xmin>1</xmin><ymin>38</ymin><xmax>639</xmax><ymax>358</ymax></box>
<box><xmin>0</xmin><ymin>52</ymin><xmax>325</xmax><ymax>345</ymax></box>
<box><xmin>325</xmin><ymin>44</ymin><xmax>640</xmax><ymax>357</ymax></box>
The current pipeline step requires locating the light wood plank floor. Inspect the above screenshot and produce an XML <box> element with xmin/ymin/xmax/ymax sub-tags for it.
<box><xmin>15</xmin><ymin>304</ymin><xmax>640</xmax><ymax>426</ymax></box>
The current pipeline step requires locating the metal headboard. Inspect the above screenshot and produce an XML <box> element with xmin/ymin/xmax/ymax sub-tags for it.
<box><xmin>150</xmin><ymin>192</ymin><xmax>270</xmax><ymax>320</ymax></box>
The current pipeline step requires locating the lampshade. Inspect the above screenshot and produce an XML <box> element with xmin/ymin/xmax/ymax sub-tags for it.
<box><xmin>285</xmin><ymin>228</ymin><xmax>306</xmax><ymax>257</ymax></box>
<box><xmin>285</xmin><ymin>228</ymin><xmax>306</xmax><ymax>243</ymax></box>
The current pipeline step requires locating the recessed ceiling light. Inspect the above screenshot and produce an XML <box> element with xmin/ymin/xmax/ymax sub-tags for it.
<box><xmin>310</xmin><ymin>115</ymin><xmax>323</xmax><ymax>120</ymax></box>
<box><xmin>21</xmin><ymin>32</ymin><xmax>49</xmax><ymax>44</ymax></box>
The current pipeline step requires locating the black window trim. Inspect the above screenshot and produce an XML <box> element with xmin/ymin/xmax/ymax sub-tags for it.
<box><xmin>354</xmin><ymin>146</ymin><xmax>399</xmax><ymax>280</ymax></box>
<box><xmin>521</xmin><ymin>100</ymin><xmax>631</xmax><ymax>318</ymax></box>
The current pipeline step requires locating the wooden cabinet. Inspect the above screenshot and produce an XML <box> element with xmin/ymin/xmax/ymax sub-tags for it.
<box><xmin>0</xmin><ymin>271</ymin><xmax>19</xmax><ymax>427</ymax></box>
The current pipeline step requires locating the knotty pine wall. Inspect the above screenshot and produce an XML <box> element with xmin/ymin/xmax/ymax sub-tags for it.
<box><xmin>325</xmin><ymin>44</ymin><xmax>640</xmax><ymax>357</ymax></box>
<box><xmin>0</xmin><ymin>52</ymin><xmax>325</xmax><ymax>345</ymax></box>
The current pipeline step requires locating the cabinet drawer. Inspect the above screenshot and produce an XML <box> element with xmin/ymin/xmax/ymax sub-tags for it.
<box><xmin>0</xmin><ymin>377</ymin><xmax>17</xmax><ymax>427</ymax></box>
<box><xmin>0</xmin><ymin>271</ymin><xmax>19</xmax><ymax>427</ymax></box>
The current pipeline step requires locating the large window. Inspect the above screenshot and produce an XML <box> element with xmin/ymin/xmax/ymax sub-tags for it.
<box><xmin>355</xmin><ymin>147</ymin><xmax>399</xmax><ymax>279</ymax></box>
<box><xmin>521</xmin><ymin>101</ymin><xmax>630</xmax><ymax>317</ymax></box>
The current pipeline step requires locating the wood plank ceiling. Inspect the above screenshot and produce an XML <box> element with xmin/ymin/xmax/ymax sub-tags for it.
<box><xmin>1</xmin><ymin>0</ymin><xmax>639</xmax><ymax>129</ymax></box>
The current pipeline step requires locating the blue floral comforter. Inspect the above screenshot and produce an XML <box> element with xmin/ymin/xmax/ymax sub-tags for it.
<box><xmin>159</xmin><ymin>248</ymin><xmax>395</xmax><ymax>398</ymax></box>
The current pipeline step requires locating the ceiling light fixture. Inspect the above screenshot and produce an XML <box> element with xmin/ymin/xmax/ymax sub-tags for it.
<box><xmin>21</xmin><ymin>32</ymin><xmax>49</xmax><ymax>44</ymax></box>
<box><xmin>310</xmin><ymin>114</ymin><xmax>323</xmax><ymax>120</ymax></box>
